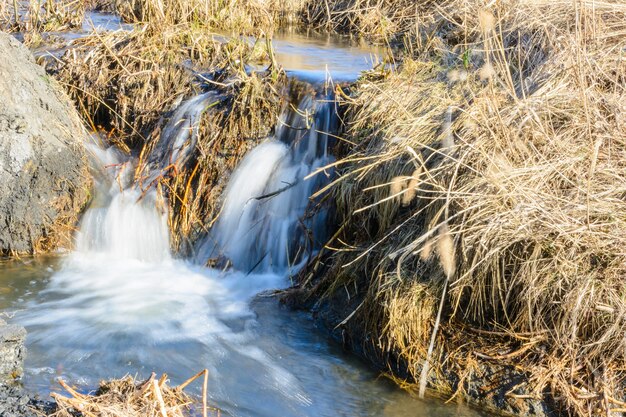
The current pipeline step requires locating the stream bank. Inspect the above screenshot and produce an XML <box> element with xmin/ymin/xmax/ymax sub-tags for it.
<box><xmin>2</xmin><ymin>1</ymin><xmax>624</xmax><ymax>417</ymax></box>
<box><xmin>287</xmin><ymin>3</ymin><xmax>626</xmax><ymax>416</ymax></box>
<box><xmin>0</xmin><ymin>32</ymin><xmax>91</xmax><ymax>256</ymax></box>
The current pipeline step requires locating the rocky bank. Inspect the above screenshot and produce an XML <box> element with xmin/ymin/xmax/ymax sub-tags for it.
<box><xmin>0</xmin><ymin>32</ymin><xmax>91</xmax><ymax>256</ymax></box>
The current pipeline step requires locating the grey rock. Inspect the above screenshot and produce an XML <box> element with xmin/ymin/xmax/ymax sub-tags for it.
<box><xmin>0</xmin><ymin>32</ymin><xmax>91</xmax><ymax>255</ymax></box>
<box><xmin>0</xmin><ymin>325</ymin><xmax>25</xmax><ymax>379</ymax></box>
<box><xmin>0</xmin><ymin>384</ymin><xmax>44</xmax><ymax>417</ymax></box>
<box><xmin>0</xmin><ymin>322</ymin><xmax>54</xmax><ymax>417</ymax></box>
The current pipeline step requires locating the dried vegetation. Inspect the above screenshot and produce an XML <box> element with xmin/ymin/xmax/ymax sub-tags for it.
<box><xmin>302</xmin><ymin>0</ymin><xmax>420</xmax><ymax>43</ymax></box>
<box><xmin>45</xmin><ymin>21</ymin><xmax>289</xmax><ymax>252</ymax></box>
<box><xmin>0</xmin><ymin>0</ymin><xmax>89</xmax><ymax>32</ymax></box>
<box><xmin>51</xmin><ymin>371</ymin><xmax>219</xmax><ymax>417</ymax></box>
<box><xmin>299</xmin><ymin>1</ymin><xmax>626</xmax><ymax>415</ymax></box>
<box><xmin>114</xmin><ymin>0</ymin><xmax>308</xmax><ymax>34</ymax></box>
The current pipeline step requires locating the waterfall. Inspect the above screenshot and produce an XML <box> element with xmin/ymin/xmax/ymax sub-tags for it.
<box><xmin>197</xmin><ymin>94</ymin><xmax>336</xmax><ymax>273</ymax></box>
<box><xmin>76</xmin><ymin>91</ymin><xmax>223</xmax><ymax>264</ymax></box>
<box><xmin>15</xmin><ymin>84</ymin><xmax>337</xmax><ymax>415</ymax></box>
<box><xmin>71</xmin><ymin>140</ymin><xmax>171</xmax><ymax>263</ymax></box>
<box><xmin>76</xmin><ymin>188</ymin><xmax>170</xmax><ymax>263</ymax></box>
<box><xmin>75</xmin><ymin>88</ymin><xmax>336</xmax><ymax>273</ymax></box>
<box><xmin>140</xmin><ymin>91</ymin><xmax>221</xmax><ymax>189</ymax></box>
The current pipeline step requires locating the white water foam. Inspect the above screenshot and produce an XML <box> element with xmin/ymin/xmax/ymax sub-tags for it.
<box><xmin>21</xmin><ymin>183</ymin><xmax>311</xmax><ymax>413</ymax></box>
<box><xmin>142</xmin><ymin>92</ymin><xmax>220</xmax><ymax>188</ymax></box>
<box><xmin>198</xmin><ymin>96</ymin><xmax>335</xmax><ymax>273</ymax></box>
<box><xmin>17</xmin><ymin>92</ymin><xmax>337</xmax><ymax>415</ymax></box>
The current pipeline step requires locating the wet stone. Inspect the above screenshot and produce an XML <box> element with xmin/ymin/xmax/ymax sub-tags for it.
<box><xmin>0</xmin><ymin>319</ymin><xmax>35</xmax><ymax>417</ymax></box>
<box><xmin>0</xmin><ymin>32</ymin><xmax>91</xmax><ymax>255</ymax></box>
<box><xmin>0</xmin><ymin>385</ymin><xmax>41</xmax><ymax>417</ymax></box>
<box><xmin>0</xmin><ymin>322</ymin><xmax>26</xmax><ymax>379</ymax></box>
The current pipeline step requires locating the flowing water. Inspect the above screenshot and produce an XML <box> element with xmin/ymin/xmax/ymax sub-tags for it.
<box><xmin>258</xmin><ymin>30</ymin><xmax>386</xmax><ymax>81</ymax></box>
<box><xmin>0</xmin><ymin>257</ymin><xmax>485</xmax><ymax>417</ymax></box>
<box><xmin>197</xmin><ymin>95</ymin><xmax>335</xmax><ymax>273</ymax></box>
<box><xmin>2</xmin><ymin>20</ymin><xmax>487</xmax><ymax>417</ymax></box>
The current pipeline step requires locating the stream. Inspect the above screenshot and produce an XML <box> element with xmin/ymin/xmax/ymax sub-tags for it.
<box><xmin>1</xmin><ymin>16</ymin><xmax>488</xmax><ymax>417</ymax></box>
<box><xmin>0</xmin><ymin>256</ymin><xmax>485</xmax><ymax>417</ymax></box>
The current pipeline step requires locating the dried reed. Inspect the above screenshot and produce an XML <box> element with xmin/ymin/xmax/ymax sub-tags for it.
<box><xmin>114</xmin><ymin>0</ymin><xmax>308</xmax><ymax>34</ymax></box>
<box><xmin>302</xmin><ymin>1</ymin><xmax>626</xmax><ymax>414</ymax></box>
<box><xmin>0</xmin><ymin>0</ymin><xmax>90</xmax><ymax>32</ymax></box>
<box><xmin>51</xmin><ymin>371</ymin><xmax>219</xmax><ymax>417</ymax></box>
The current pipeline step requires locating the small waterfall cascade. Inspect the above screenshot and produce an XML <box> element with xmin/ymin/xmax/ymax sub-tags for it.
<box><xmin>77</xmin><ymin>88</ymin><xmax>338</xmax><ymax>273</ymax></box>
<box><xmin>76</xmin><ymin>188</ymin><xmax>170</xmax><ymax>263</ymax></box>
<box><xmin>77</xmin><ymin>91</ymin><xmax>221</xmax><ymax>263</ymax></box>
<box><xmin>140</xmin><ymin>91</ymin><xmax>221</xmax><ymax>188</ymax></box>
<box><xmin>197</xmin><ymin>93</ymin><xmax>337</xmax><ymax>274</ymax></box>
<box><xmin>16</xmin><ymin>83</ymin><xmax>340</xmax><ymax>416</ymax></box>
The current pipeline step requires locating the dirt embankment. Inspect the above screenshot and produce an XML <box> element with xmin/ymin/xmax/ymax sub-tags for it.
<box><xmin>0</xmin><ymin>32</ymin><xmax>91</xmax><ymax>256</ymax></box>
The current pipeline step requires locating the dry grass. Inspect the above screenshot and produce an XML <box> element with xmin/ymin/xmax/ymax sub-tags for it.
<box><xmin>114</xmin><ymin>0</ymin><xmax>308</xmax><ymax>34</ymax></box>
<box><xmin>0</xmin><ymin>0</ymin><xmax>90</xmax><ymax>32</ymax></box>
<box><xmin>51</xmin><ymin>371</ymin><xmax>219</xmax><ymax>417</ymax></box>
<box><xmin>302</xmin><ymin>0</ymin><xmax>422</xmax><ymax>43</ymax></box>
<box><xmin>0</xmin><ymin>0</ymin><xmax>449</xmax><ymax>43</ymax></box>
<box><xmin>302</xmin><ymin>0</ymin><xmax>626</xmax><ymax>415</ymax></box>
<box><xmin>47</xmin><ymin>24</ymin><xmax>226</xmax><ymax>148</ymax></box>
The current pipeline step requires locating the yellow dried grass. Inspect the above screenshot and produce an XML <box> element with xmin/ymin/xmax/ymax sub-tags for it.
<box><xmin>305</xmin><ymin>0</ymin><xmax>626</xmax><ymax>414</ymax></box>
<box><xmin>0</xmin><ymin>0</ymin><xmax>90</xmax><ymax>32</ymax></box>
<box><xmin>114</xmin><ymin>0</ymin><xmax>308</xmax><ymax>34</ymax></box>
<box><xmin>51</xmin><ymin>371</ymin><xmax>219</xmax><ymax>417</ymax></box>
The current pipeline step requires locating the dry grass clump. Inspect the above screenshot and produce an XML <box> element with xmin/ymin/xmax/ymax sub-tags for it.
<box><xmin>48</xmin><ymin>24</ymin><xmax>230</xmax><ymax>149</ymax></box>
<box><xmin>302</xmin><ymin>0</ymin><xmax>420</xmax><ymax>43</ymax></box>
<box><xmin>51</xmin><ymin>371</ymin><xmax>218</xmax><ymax>417</ymax></box>
<box><xmin>114</xmin><ymin>0</ymin><xmax>308</xmax><ymax>34</ymax></box>
<box><xmin>304</xmin><ymin>0</ymin><xmax>626</xmax><ymax>415</ymax></box>
<box><xmin>0</xmin><ymin>0</ymin><xmax>90</xmax><ymax>32</ymax></box>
